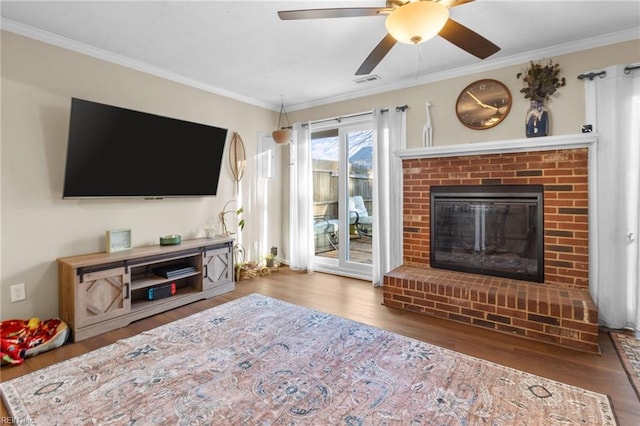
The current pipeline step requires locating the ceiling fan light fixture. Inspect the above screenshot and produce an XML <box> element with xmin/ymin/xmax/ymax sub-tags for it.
<box><xmin>385</xmin><ymin>1</ymin><xmax>450</xmax><ymax>45</ymax></box>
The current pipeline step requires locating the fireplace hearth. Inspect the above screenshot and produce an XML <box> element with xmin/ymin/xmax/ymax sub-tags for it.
<box><xmin>385</xmin><ymin>143</ymin><xmax>597</xmax><ymax>351</ymax></box>
<box><xmin>431</xmin><ymin>185</ymin><xmax>544</xmax><ymax>282</ymax></box>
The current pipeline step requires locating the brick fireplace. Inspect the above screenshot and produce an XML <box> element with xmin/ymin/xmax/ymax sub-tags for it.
<box><xmin>383</xmin><ymin>136</ymin><xmax>600</xmax><ymax>352</ymax></box>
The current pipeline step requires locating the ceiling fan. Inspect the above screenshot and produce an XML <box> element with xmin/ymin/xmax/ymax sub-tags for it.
<box><xmin>278</xmin><ymin>0</ymin><xmax>500</xmax><ymax>76</ymax></box>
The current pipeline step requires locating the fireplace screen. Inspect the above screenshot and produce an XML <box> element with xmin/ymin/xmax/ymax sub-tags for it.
<box><xmin>430</xmin><ymin>185</ymin><xmax>544</xmax><ymax>282</ymax></box>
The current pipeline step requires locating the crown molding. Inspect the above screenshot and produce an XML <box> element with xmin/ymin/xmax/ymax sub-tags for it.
<box><xmin>2</xmin><ymin>17</ymin><xmax>637</xmax><ymax>113</ymax></box>
<box><xmin>287</xmin><ymin>27</ymin><xmax>639</xmax><ymax>111</ymax></box>
<box><xmin>0</xmin><ymin>18</ymin><xmax>279</xmax><ymax>111</ymax></box>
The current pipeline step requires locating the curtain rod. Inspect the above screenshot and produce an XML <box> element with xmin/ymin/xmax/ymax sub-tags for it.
<box><xmin>577</xmin><ymin>70</ymin><xmax>606</xmax><ymax>81</ymax></box>
<box><xmin>298</xmin><ymin>105</ymin><xmax>408</xmax><ymax>128</ymax></box>
<box><xmin>625</xmin><ymin>65</ymin><xmax>640</xmax><ymax>74</ymax></box>
<box><xmin>577</xmin><ymin>64</ymin><xmax>640</xmax><ymax>80</ymax></box>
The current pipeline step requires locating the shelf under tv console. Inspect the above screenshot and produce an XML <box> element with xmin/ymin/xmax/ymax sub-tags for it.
<box><xmin>58</xmin><ymin>237</ymin><xmax>234</xmax><ymax>342</ymax></box>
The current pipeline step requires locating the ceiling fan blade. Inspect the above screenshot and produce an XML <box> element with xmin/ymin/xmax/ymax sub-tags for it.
<box><xmin>355</xmin><ymin>33</ymin><xmax>397</xmax><ymax>75</ymax></box>
<box><xmin>438</xmin><ymin>0</ymin><xmax>476</xmax><ymax>8</ymax></box>
<box><xmin>438</xmin><ymin>18</ymin><xmax>500</xmax><ymax>59</ymax></box>
<box><xmin>278</xmin><ymin>8</ymin><xmax>390</xmax><ymax>20</ymax></box>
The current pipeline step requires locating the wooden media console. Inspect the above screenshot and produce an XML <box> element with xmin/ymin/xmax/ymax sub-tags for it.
<box><xmin>58</xmin><ymin>237</ymin><xmax>234</xmax><ymax>341</ymax></box>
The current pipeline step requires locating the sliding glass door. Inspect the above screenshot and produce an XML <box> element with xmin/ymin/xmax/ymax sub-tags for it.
<box><xmin>311</xmin><ymin>118</ymin><xmax>373</xmax><ymax>279</ymax></box>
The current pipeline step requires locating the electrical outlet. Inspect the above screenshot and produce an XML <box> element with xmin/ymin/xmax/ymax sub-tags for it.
<box><xmin>10</xmin><ymin>283</ymin><xmax>26</xmax><ymax>302</ymax></box>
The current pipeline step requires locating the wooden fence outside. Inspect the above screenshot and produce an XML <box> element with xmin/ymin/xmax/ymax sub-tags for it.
<box><xmin>313</xmin><ymin>159</ymin><xmax>373</xmax><ymax>218</ymax></box>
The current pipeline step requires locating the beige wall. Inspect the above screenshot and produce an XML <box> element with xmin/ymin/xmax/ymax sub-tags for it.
<box><xmin>2</xmin><ymin>29</ymin><xmax>638</xmax><ymax>322</ymax></box>
<box><xmin>280</xmin><ymin>39</ymin><xmax>639</xmax><ymax>263</ymax></box>
<box><xmin>1</xmin><ymin>31</ymin><xmax>279</xmax><ymax>320</ymax></box>
<box><xmin>289</xmin><ymin>39</ymin><xmax>640</xmax><ymax>148</ymax></box>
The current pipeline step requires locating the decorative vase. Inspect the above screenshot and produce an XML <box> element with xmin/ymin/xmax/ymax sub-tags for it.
<box><xmin>525</xmin><ymin>100</ymin><xmax>549</xmax><ymax>137</ymax></box>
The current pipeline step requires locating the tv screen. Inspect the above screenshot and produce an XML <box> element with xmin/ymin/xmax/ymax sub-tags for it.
<box><xmin>63</xmin><ymin>98</ymin><xmax>228</xmax><ymax>198</ymax></box>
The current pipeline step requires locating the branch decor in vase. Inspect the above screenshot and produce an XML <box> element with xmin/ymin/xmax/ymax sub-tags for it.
<box><xmin>516</xmin><ymin>59</ymin><xmax>566</xmax><ymax>138</ymax></box>
<box><xmin>219</xmin><ymin>200</ymin><xmax>245</xmax><ymax>237</ymax></box>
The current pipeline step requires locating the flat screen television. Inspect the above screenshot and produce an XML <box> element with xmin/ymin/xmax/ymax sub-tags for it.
<box><xmin>62</xmin><ymin>98</ymin><xmax>228</xmax><ymax>198</ymax></box>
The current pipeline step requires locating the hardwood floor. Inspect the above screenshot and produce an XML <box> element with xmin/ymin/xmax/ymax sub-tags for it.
<box><xmin>2</xmin><ymin>267</ymin><xmax>639</xmax><ymax>425</ymax></box>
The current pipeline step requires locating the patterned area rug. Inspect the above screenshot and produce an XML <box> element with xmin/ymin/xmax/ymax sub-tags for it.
<box><xmin>1</xmin><ymin>294</ymin><xmax>617</xmax><ymax>425</ymax></box>
<box><xmin>611</xmin><ymin>331</ymin><xmax>640</xmax><ymax>400</ymax></box>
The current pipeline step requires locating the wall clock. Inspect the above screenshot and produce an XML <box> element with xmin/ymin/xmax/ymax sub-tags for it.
<box><xmin>455</xmin><ymin>79</ymin><xmax>512</xmax><ymax>130</ymax></box>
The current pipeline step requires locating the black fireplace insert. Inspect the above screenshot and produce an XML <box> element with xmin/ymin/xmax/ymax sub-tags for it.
<box><xmin>430</xmin><ymin>185</ymin><xmax>544</xmax><ymax>282</ymax></box>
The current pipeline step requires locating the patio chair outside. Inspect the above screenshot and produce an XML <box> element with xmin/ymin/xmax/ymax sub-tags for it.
<box><xmin>313</xmin><ymin>210</ymin><xmax>363</xmax><ymax>254</ymax></box>
<box><xmin>349</xmin><ymin>195</ymin><xmax>373</xmax><ymax>237</ymax></box>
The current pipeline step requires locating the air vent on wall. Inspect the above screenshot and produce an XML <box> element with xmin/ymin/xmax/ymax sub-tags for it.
<box><xmin>354</xmin><ymin>75</ymin><xmax>381</xmax><ymax>84</ymax></box>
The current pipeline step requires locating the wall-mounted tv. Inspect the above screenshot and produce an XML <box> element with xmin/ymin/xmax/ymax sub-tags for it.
<box><xmin>63</xmin><ymin>98</ymin><xmax>228</xmax><ymax>198</ymax></box>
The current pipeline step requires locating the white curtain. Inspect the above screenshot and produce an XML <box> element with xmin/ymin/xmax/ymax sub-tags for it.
<box><xmin>288</xmin><ymin>122</ymin><xmax>315</xmax><ymax>272</ymax></box>
<box><xmin>585</xmin><ymin>64</ymin><xmax>640</xmax><ymax>330</ymax></box>
<box><xmin>372</xmin><ymin>106</ymin><xmax>407</xmax><ymax>286</ymax></box>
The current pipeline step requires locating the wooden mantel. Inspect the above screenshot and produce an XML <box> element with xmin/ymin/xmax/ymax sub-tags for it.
<box><xmin>395</xmin><ymin>133</ymin><xmax>598</xmax><ymax>160</ymax></box>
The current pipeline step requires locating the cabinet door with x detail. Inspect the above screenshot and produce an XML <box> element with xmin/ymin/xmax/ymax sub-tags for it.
<box><xmin>203</xmin><ymin>247</ymin><xmax>233</xmax><ymax>291</ymax></box>
<box><xmin>76</xmin><ymin>266</ymin><xmax>130</xmax><ymax>328</ymax></box>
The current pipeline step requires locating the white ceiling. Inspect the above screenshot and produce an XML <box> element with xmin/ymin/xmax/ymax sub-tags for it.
<box><xmin>2</xmin><ymin>1</ymin><xmax>639</xmax><ymax>111</ymax></box>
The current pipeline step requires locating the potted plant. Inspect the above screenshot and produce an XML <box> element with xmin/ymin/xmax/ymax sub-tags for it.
<box><xmin>265</xmin><ymin>246</ymin><xmax>279</xmax><ymax>268</ymax></box>
<box><xmin>233</xmin><ymin>244</ymin><xmax>253</xmax><ymax>281</ymax></box>
<box><xmin>263</xmin><ymin>253</ymin><xmax>275</xmax><ymax>268</ymax></box>
<box><xmin>516</xmin><ymin>59</ymin><xmax>566</xmax><ymax>137</ymax></box>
